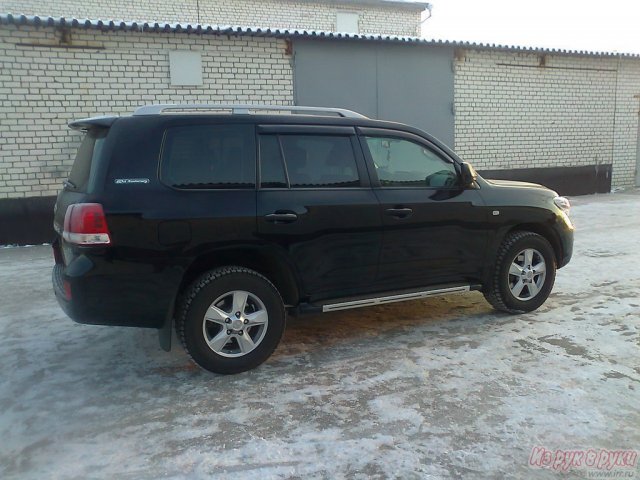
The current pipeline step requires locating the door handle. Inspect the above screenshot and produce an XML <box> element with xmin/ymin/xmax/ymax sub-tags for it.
<box><xmin>265</xmin><ymin>212</ymin><xmax>298</xmax><ymax>223</ymax></box>
<box><xmin>385</xmin><ymin>207</ymin><xmax>413</xmax><ymax>219</ymax></box>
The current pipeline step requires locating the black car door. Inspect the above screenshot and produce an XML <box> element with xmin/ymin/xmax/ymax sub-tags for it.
<box><xmin>256</xmin><ymin>125</ymin><xmax>383</xmax><ymax>302</ymax></box>
<box><xmin>359</xmin><ymin>127</ymin><xmax>488</xmax><ymax>289</ymax></box>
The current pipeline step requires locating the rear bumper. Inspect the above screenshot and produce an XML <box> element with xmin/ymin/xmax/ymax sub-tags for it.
<box><xmin>52</xmin><ymin>252</ymin><xmax>177</xmax><ymax>329</ymax></box>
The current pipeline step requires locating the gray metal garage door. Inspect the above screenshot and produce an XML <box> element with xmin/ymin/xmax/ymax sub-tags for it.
<box><xmin>293</xmin><ymin>39</ymin><xmax>455</xmax><ymax>148</ymax></box>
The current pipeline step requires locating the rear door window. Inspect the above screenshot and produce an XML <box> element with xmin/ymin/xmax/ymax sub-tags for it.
<box><xmin>279</xmin><ymin>135</ymin><xmax>360</xmax><ymax>188</ymax></box>
<box><xmin>160</xmin><ymin>124</ymin><xmax>256</xmax><ymax>189</ymax></box>
<box><xmin>258</xmin><ymin>134</ymin><xmax>361</xmax><ymax>189</ymax></box>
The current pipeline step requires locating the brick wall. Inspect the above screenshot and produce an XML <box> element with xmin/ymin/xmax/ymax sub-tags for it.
<box><xmin>0</xmin><ymin>25</ymin><xmax>293</xmax><ymax>199</ymax></box>
<box><xmin>2</xmin><ymin>23</ymin><xmax>639</xmax><ymax>200</ymax></box>
<box><xmin>0</xmin><ymin>0</ymin><xmax>423</xmax><ymax>36</ymax></box>
<box><xmin>454</xmin><ymin>49</ymin><xmax>640</xmax><ymax>189</ymax></box>
<box><xmin>611</xmin><ymin>59</ymin><xmax>640</xmax><ymax>188</ymax></box>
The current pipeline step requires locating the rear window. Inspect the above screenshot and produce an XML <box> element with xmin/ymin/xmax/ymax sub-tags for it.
<box><xmin>160</xmin><ymin>124</ymin><xmax>256</xmax><ymax>189</ymax></box>
<box><xmin>67</xmin><ymin>129</ymin><xmax>107</xmax><ymax>192</ymax></box>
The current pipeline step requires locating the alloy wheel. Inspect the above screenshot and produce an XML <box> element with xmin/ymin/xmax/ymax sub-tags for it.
<box><xmin>508</xmin><ymin>248</ymin><xmax>547</xmax><ymax>301</ymax></box>
<box><xmin>201</xmin><ymin>290</ymin><xmax>269</xmax><ymax>357</ymax></box>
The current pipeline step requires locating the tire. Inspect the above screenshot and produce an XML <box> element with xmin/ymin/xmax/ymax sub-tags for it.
<box><xmin>176</xmin><ymin>266</ymin><xmax>286</xmax><ymax>374</ymax></box>
<box><xmin>483</xmin><ymin>231</ymin><xmax>556</xmax><ymax>314</ymax></box>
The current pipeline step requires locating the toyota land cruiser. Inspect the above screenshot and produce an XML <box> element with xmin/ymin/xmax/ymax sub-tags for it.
<box><xmin>52</xmin><ymin>104</ymin><xmax>574</xmax><ymax>374</ymax></box>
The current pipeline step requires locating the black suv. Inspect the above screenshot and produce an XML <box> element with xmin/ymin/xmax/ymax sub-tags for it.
<box><xmin>52</xmin><ymin>104</ymin><xmax>574</xmax><ymax>374</ymax></box>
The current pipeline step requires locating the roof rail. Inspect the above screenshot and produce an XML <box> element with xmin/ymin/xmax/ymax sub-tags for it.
<box><xmin>133</xmin><ymin>104</ymin><xmax>368</xmax><ymax>119</ymax></box>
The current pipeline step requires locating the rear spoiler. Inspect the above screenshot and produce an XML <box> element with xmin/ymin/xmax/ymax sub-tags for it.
<box><xmin>68</xmin><ymin>115</ymin><xmax>119</xmax><ymax>131</ymax></box>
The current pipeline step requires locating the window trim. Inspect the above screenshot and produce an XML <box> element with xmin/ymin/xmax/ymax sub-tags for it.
<box><xmin>357</xmin><ymin>128</ymin><xmax>462</xmax><ymax>190</ymax></box>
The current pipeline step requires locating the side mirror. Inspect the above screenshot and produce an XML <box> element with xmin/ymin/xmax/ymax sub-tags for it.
<box><xmin>460</xmin><ymin>162</ymin><xmax>477</xmax><ymax>187</ymax></box>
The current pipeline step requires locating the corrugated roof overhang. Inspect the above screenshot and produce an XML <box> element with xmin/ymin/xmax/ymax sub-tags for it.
<box><xmin>295</xmin><ymin>0</ymin><xmax>430</xmax><ymax>9</ymax></box>
<box><xmin>1</xmin><ymin>13</ymin><xmax>638</xmax><ymax>58</ymax></box>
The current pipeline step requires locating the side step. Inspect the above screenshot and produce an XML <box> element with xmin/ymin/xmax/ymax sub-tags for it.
<box><xmin>313</xmin><ymin>284</ymin><xmax>479</xmax><ymax>313</ymax></box>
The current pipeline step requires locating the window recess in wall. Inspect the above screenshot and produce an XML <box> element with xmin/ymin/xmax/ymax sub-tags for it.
<box><xmin>169</xmin><ymin>50</ymin><xmax>203</xmax><ymax>86</ymax></box>
<box><xmin>336</xmin><ymin>12</ymin><xmax>359</xmax><ymax>33</ymax></box>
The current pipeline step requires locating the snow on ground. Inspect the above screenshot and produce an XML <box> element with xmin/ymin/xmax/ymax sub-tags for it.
<box><xmin>0</xmin><ymin>191</ymin><xmax>639</xmax><ymax>479</ymax></box>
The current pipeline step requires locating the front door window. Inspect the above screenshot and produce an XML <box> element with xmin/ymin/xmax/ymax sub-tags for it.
<box><xmin>365</xmin><ymin>136</ymin><xmax>458</xmax><ymax>188</ymax></box>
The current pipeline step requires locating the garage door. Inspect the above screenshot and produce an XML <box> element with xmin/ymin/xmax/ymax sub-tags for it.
<box><xmin>293</xmin><ymin>39</ymin><xmax>455</xmax><ymax>149</ymax></box>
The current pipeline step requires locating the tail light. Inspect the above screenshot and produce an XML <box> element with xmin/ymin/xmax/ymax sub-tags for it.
<box><xmin>62</xmin><ymin>203</ymin><xmax>111</xmax><ymax>245</ymax></box>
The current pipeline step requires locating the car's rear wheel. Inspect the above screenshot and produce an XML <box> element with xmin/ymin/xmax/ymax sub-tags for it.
<box><xmin>483</xmin><ymin>231</ymin><xmax>556</xmax><ymax>313</ymax></box>
<box><xmin>177</xmin><ymin>267</ymin><xmax>286</xmax><ymax>374</ymax></box>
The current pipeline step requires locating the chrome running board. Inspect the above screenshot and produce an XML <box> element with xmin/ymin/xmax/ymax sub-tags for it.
<box><xmin>321</xmin><ymin>285</ymin><xmax>471</xmax><ymax>312</ymax></box>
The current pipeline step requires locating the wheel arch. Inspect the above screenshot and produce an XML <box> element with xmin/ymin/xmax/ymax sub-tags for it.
<box><xmin>177</xmin><ymin>246</ymin><xmax>301</xmax><ymax>309</ymax></box>
<box><xmin>506</xmin><ymin>223</ymin><xmax>562</xmax><ymax>266</ymax></box>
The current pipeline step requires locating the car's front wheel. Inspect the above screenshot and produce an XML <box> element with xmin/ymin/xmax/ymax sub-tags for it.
<box><xmin>483</xmin><ymin>231</ymin><xmax>557</xmax><ymax>313</ymax></box>
<box><xmin>176</xmin><ymin>267</ymin><xmax>286</xmax><ymax>374</ymax></box>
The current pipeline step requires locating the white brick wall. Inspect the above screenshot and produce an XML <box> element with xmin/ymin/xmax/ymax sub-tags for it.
<box><xmin>0</xmin><ymin>24</ymin><xmax>293</xmax><ymax>199</ymax></box>
<box><xmin>454</xmin><ymin>49</ymin><xmax>640</xmax><ymax>189</ymax></box>
<box><xmin>2</xmin><ymin>22</ymin><xmax>638</xmax><ymax>200</ymax></box>
<box><xmin>0</xmin><ymin>0</ymin><xmax>423</xmax><ymax>36</ymax></box>
<box><xmin>611</xmin><ymin>58</ymin><xmax>640</xmax><ymax>188</ymax></box>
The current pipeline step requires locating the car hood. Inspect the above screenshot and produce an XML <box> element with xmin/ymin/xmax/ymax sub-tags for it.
<box><xmin>486</xmin><ymin>179</ymin><xmax>551</xmax><ymax>190</ymax></box>
<box><xmin>483</xmin><ymin>178</ymin><xmax>559</xmax><ymax>200</ymax></box>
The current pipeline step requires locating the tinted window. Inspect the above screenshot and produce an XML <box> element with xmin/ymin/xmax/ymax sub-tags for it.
<box><xmin>280</xmin><ymin>135</ymin><xmax>359</xmax><ymax>188</ymax></box>
<box><xmin>67</xmin><ymin>129</ymin><xmax>107</xmax><ymax>192</ymax></box>
<box><xmin>161</xmin><ymin>124</ymin><xmax>255</xmax><ymax>189</ymax></box>
<box><xmin>365</xmin><ymin>136</ymin><xmax>458</xmax><ymax>188</ymax></box>
<box><xmin>259</xmin><ymin>135</ymin><xmax>287</xmax><ymax>188</ymax></box>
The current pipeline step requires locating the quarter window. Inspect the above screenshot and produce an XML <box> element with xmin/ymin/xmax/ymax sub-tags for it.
<box><xmin>160</xmin><ymin>124</ymin><xmax>255</xmax><ymax>189</ymax></box>
<box><xmin>365</xmin><ymin>136</ymin><xmax>458</xmax><ymax>188</ymax></box>
<box><xmin>68</xmin><ymin>129</ymin><xmax>107</xmax><ymax>192</ymax></box>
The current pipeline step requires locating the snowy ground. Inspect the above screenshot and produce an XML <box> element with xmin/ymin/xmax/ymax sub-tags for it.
<box><xmin>1</xmin><ymin>191</ymin><xmax>639</xmax><ymax>479</ymax></box>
